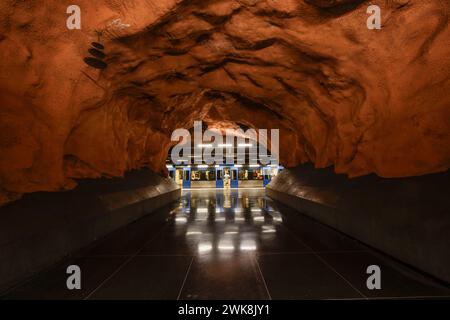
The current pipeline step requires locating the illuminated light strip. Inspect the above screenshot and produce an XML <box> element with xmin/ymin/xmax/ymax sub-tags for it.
<box><xmin>238</xmin><ymin>143</ymin><xmax>253</xmax><ymax>147</ymax></box>
<box><xmin>197</xmin><ymin>144</ymin><xmax>213</xmax><ymax>148</ymax></box>
<box><xmin>181</xmin><ymin>187</ymin><xmax>266</xmax><ymax>191</ymax></box>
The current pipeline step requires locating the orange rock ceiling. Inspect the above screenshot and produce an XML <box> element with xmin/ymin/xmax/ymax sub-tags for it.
<box><xmin>0</xmin><ymin>0</ymin><xmax>449</xmax><ymax>205</ymax></box>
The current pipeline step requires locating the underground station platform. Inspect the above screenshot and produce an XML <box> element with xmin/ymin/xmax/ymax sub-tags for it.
<box><xmin>2</xmin><ymin>180</ymin><xmax>449</xmax><ymax>300</ymax></box>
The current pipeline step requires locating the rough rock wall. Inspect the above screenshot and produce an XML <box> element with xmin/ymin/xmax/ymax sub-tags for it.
<box><xmin>0</xmin><ymin>0</ymin><xmax>449</xmax><ymax>205</ymax></box>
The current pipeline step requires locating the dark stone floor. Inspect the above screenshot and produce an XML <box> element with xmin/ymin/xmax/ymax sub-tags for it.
<box><xmin>3</xmin><ymin>189</ymin><xmax>449</xmax><ymax>300</ymax></box>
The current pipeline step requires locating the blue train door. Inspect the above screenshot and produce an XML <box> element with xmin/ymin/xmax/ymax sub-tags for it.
<box><xmin>182</xmin><ymin>167</ymin><xmax>191</xmax><ymax>189</ymax></box>
<box><xmin>168</xmin><ymin>168</ymin><xmax>176</xmax><ymax>182</ymax></box>
<box><xmin>263</xmin><ymin>167</ymin><xmax>271</xmax><ymax>187</ymax></box>
<box><xmin>231</xmin><ymin>168</ymin><xmax>239</xmax><ymax>188</ymax></box>
<box><xmin>216</xmin><ymin>167</ymin><xmax>223</xmax><ymax>188</ymax></box>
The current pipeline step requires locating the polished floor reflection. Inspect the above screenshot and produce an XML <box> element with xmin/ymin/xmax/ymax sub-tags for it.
<box><xmin>4</xmin><ymin>189</ymin><xmax>450</xmax><ymax>300</ymax></box>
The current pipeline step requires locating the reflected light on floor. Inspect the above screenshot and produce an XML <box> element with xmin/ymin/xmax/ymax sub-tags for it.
<box><xmin>198</xmin><ymin>242</ymin><xmax>213</xmax><ymax>253</ymax></box>
<box><xmin>175</xmin><ymin>216</ymin><xmax>188</xmax><ymax>224</ymax></box>
<box><xmin>262</xmin><ymin>226</ymin><xmax>276</xmax><ymax>234</ymax></box>
<box><xmin>240</xmin><ymin>240</ymin><xmax>257</xmax><ymax>251</ymax></box>
<box><xmin>218</xmin><ymin>240</ymin><xmax>235</xmax><ymax>252</ymax></box>
<box><xmin>186</xmin><ymin>230</ymin><xmax>202</xmax><ymax>236</ymax></box>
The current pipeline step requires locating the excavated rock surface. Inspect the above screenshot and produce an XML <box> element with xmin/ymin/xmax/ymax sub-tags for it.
<box><xmin>0</xmin><ymin>0</ymin><xmax>449</xmax><ymax>205</ymax></box>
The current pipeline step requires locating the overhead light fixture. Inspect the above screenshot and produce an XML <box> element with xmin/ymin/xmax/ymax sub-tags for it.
<box><xmin>198</xmin><ymin>144</ymin><xmax>213</xmax><ymax>148</ymax></box>
<box><xmin>249</xmin><ymin>164</ymin><xmax>260</xmax><ymax>168</ymax></box>
<box><xmin>238</xmin><ymin>143</ymin><xmax>253</xmax><ymax>147</ymax></box>
<box><xmin>198</xmin><ymin>165</ymin><xmax>208</xmax><ymax>168</ymax></box>
<box><xmin>218</xmin><ymin>143</ymin><xmax>233</xmax><ymax>147</ymax></box>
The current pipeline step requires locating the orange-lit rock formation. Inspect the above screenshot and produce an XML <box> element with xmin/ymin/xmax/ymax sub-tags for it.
<box><xmin>0</xmin><ymin>0</ymin><xmax>449</xmax><ymax>205</ymax></box>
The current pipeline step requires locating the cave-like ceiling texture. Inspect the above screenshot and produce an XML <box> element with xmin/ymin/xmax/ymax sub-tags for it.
<box><xmin>0</xmin><ymin>0</ymin><xmax>449</xmax><ymax>205</ymax></box>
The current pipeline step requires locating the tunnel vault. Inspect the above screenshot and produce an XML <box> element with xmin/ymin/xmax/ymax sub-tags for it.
<box><xmin>0</xmin><ymin>0</ymin><xmax>449</xmax><ymax>205</ymax></box>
